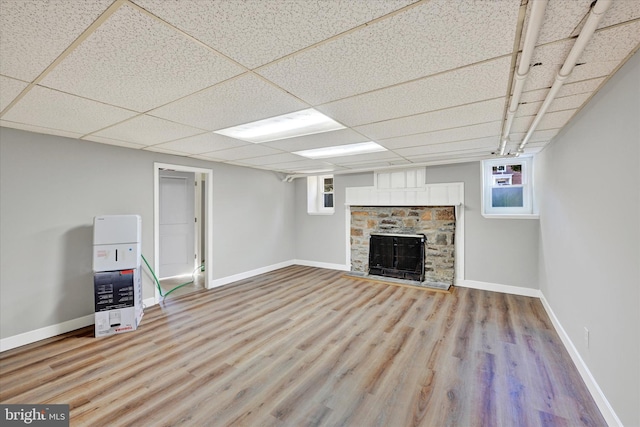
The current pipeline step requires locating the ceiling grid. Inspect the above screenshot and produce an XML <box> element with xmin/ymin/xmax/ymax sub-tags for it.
<box><xmin>0</xmin><ymin>0</ymin><xmax>638</xmax><ymax>174</ymax></box>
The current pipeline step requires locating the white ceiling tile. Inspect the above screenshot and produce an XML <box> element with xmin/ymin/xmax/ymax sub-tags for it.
<box><xmin>0</xmin><ymin>0</ymin><xmax>114</xmax><ymax>81</ymax></box>
<box><xmin>190</xmin><ymin>152</ymin><xmax>229</xmax><ymax>162</ymax></box>
<box><xmin>409</xmin><ymin>152</ymin><xmax>493</xmax><ymax>165</ymax></box>
<box><xmin>598</xmin><ymin>0</ymin><xmax>640</xmax><ymax>29</ymax></box>
<box><xmin>522</xmin><ymin>41</ymin><xmax>572</xmax><ymax>92</ymax></box>
<box><xmin>132</xmin><ymin>0</ymin><xmax>415</xmax><ymax>69</ymax></box>
<box><xmin>511</xmin><ymin>110</ymin><xmax>575</xmax><ymax>134</ymax></box>
<box><xmin>522</xmin><ymin>141</ymin><xmax>550</xmax><ymax>148</ymax></box>
<box><xmin>258</xmin><ymin>0</ymin><xmax>519</xmax><ymax>104</ymax></box>
<box><xmin>519</xmin><ymin>88</ymin><xmax>551</xmax><ymax>105</ymax></box>
<box><xmin>341</xmin><ymin>159</ymin><xmax>413</xmax><ymax>170</ymax></box>
<box><xmin>566</xmin><ymin>61</ymin><xmax>622</xmax><ymax>84</ymax></box>
<box><xmin>40</xmin><ymin>3</ymin><xmax>244</xmax><ymax>112</ymax></box>
<box><xmin>317</xmin><ymin>56</ymin><xmax>512</xmax><ymax>127</ymax></box>
<box><xmin>1</xmin><ymin>85</ymin><xmax>138</xmax><ymax>135</ymax></box>
<box><xmin>259</xmin><ymin>159</ymin><xmax>340</xmax><ymax>172</ymax></box>
<box><xmin>409</xmin><ymin>150</ymin><xmax>492</xmax><ymax>163</ymax></box>
<box><xmin>523</xmin><ymin>22</ymin><xmax>640</xmax><ymax>92</ymax></box>
<box><xmin>511</xmin><ymin>116</ymin><xmax>535</xmax><ymax>134</ymax></box>
<box><xmin>199</xmin><ymin>144</ymin><xmax>284</xmax><ymax>161</ymax></box>
<box><xmin>188</xmin><ymin>154</ymin><xmax>221</xmax><ymax>162</ymax></box>
<box><xmin>395</xmin><ymin>136</ymin><xmax>498</xmax><ymax>157</ymax></box>
<box><xmin>149</xmin><ymin>74</ymin><xmax>308</xmax><ymax>131</ymax></box>
<box><xmin>379</xmin><ymin>121</ymin><xmax>502</xmax><ymax>150</ymax></box>
<box><xmin>520</xmin><ymin>77</ymin><xmax>605</xmax><ymax>103</ymax></box>
<box><xmin>516</xmin><ymin>92</ymin><xmax>592</xmax><ymax>118</ymax></box>
<box><xmin>0</xmin><ymin>75</ymin><xmax>28</xmax><ymax>111</ymax></box>
<box><xmin>150</xmin><ymin>133</ymin><xmax>250</xmax><ymax>155</ymax></box>
<box><xmin>142</xmin><ymin>145</ymin><xmax>189</xmax><ymax>156</ymax></box>
<box><xmin>509</xmin><ymin>129</ymin><xmax>560</xmax><ymax>145</ymax></box>
<box><xmin>522</xmin><ymin>146</ymin><xmax>545</xmax><ymax>155</ymax></box>
<box><xmin>262</xmin><ymin>128</ymin><xmax>368</xmax><ymax>152</ymax></box>
<box><xmin>0</xmin><ymin>119</ymin><xmax>84</xmax><ymax>140</ymax></box>
<box><xmin>533</xmin><ymin>129</ymin><xmax>560</xmax><ymax>141</ymax></box>
<box><xmin>238</xmin><ymin>153</ymin><xmax>305</xmax><ymax>166</ymax></box>
<box><xmin>536</xmin><ymin>109</ymin><xmax>576</xmax><ymax>131</ymax></box>
<box><xmin>354</xmin><ymin>98</ymin><xmax>505</xmax><ymax>141</ymax></box>
<box><xmin>92</xmin><ymin>115</ymin><xmax>205</xmax><ymax>146</ymax></box>
<box><xmin>529</xmin><ymin>0</ymin><xmax>640</xmax><ymax>45</ymax></box>
<box><xmin>326</xmin><ymin>150</ymin><xmax>404</xmax><ymax>166</ymax></box>
<box><xmin>83</xmin><ymin>135</ymin><xmax>147</xmax><ymax>150</ymax></box>
<box><xmin>515</xmin><ymin>101</ymin><xmax>543</xmax><ymax>118</ymax></box>
<box><xmin>521</xmin><ymin>0</ymin><xmax>590</xmax><ymax>48</ymax></box>
<box><xmin>548</xmin><ymin>92</ymin><xmax>592</xmax><ymax>113</ymax></box>
<box><xmin>579</xmin><ymin>21</ymin><xmax>640</xmax><ymax>64</ymax></box>
<box><xmin>519</xmin><ymin>0</ymin><xmax>639</xmax><ymax>48</ymax></box>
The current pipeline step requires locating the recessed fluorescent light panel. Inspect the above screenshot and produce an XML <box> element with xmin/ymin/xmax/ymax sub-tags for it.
<box><xmin>294</xmin><ymin>141</ymin><xmax>387</xmax><ymax>159</ymax></box>
<box><xmin>213</xmin><ymin>108</ymin><xmax>345</xmax><ymax>143</ymax></box>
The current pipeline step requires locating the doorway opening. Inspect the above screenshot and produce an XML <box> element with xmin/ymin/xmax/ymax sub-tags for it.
<box><xmin>153</xmin><ymin>163</ymin><xmax>213</xmax><ymax>302</ymax></box>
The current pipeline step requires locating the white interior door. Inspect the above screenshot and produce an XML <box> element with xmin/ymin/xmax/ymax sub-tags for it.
<box><xmin>159</xmin><ymin>170</ymin><xmax>195</xmax><ymax>278</ymax></box>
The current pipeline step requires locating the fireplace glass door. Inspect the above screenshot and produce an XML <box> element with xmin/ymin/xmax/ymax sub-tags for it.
<box><xmin>368</xmin><ymin>233</ymin><xmax>425</xmax><ymax>281</ymax></box>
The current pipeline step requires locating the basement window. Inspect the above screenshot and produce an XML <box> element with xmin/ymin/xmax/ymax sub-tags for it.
<box><xmin>307</xmin><ymin>175</ymin><xmax>335</xmax><ymax>215</ymax></box>
<box><xmin>482</xmin><ymin>157</ymin><xmax>537</xmax><ymax>218</ymax></box>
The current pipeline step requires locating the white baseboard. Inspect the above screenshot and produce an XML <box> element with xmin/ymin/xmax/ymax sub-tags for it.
<box><xmin>207</xmin><ymin>260</ymin><xmax>349</xmax><ymax>289</ymax></box>
<box><xmin>143</xmin><ymin>297</ymin><xmax>157</xmax><ymax>308</ymax></box>
<box><xmin>539</xmin><ymin>293</ymin><xmax>622</xmax><ymax>427</ymax></box>
<box><xmin>208</xmin><ymin>260</ymin><xmax>296</xmax><ymax>288</ymax></box>
<box><xmin>1</xmin><ymin>297</ymin><xmax>159</xmax><ymax>353</ymax></box>
<box><xmin>458</xmin><ymin>279</ymin><xmax>542</xmax><ymax>298</ymax></box>
<box><xmin>293</xmin><ymin>259</ymin><xmax>350</xmax><ymax>271</ymax></box>
<box><xmin>0</xmin><ymin>314</ymin><xmax>94</xmax><ymax>353</ymax></box>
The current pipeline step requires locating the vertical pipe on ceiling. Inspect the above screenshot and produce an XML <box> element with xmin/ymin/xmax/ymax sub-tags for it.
<box><xmin>499</xmin><ymin>0</ymin><xmax>549</xmax><ymax>156</ymax></box>
<box><xmin>518</xmin><ymin>0</ymin><xmax>613</xmax><ymax>152</ymax></box>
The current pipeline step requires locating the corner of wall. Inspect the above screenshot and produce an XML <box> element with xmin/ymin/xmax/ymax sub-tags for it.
<box><xmin>538</xmin><ymin>292</ymin><xmax>623</xmax><ymax>427</ymax></box>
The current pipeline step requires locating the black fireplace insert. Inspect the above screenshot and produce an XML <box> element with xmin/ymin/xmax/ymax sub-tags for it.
<box><xmin>368</xmin><ymin>233</ymin><xmax>425</xmax><ymax>282</ymax></box>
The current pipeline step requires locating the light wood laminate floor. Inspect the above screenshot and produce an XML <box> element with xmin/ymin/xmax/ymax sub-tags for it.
<box><xmin>0</xmin><ymin>266</ymin><xmax>605</xmax><ymax>426</ymax></box>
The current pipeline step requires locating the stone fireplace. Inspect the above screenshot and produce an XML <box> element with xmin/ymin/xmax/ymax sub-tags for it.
<box><xmin>344</xmin><ymin>168</ymin><xmax>464</xmax><ymax>289</ymax></box>
<box><xmin>350</xmin><ymin>206</ymin><xmax>456</xmax><ymax>287</ymax></box>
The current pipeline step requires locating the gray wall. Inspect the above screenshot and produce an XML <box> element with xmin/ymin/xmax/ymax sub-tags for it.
<box><xmin>426</xmin><ymin>162</ymin><xmax>539</xmax><ymax>288</ymax></box>
<box><xmin>536</xmin><ymin>51</ymin><xmax>639</xmax><ymax>426</ymax></box>
<box><xmin>294</xmin><ymin>172</ymin><xmax>372</xmax><ymax>265</ymax></box>
<box><xmin>295</xmin><ymin>162</ymin><xmax>539</xmax><ymax>288</ymax></box>
<box><xmin>0</xmin><ymin>129</ymin><xmax>295</xmax><ymax>339</ymax></box>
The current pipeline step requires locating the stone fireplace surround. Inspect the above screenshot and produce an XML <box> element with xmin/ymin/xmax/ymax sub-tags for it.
<box><xmin>350</xmin><ymin>206</ymin><xmax>456</xmax><ymax>287</ymax></box>
<box><xmin>344</xmin><ymin>169</ymin><xmax>464</xmax><ymax>287</ymax></box>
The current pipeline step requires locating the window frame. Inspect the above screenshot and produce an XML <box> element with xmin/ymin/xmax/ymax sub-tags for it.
<box><xmin>321</xmin><ymin>176</ymin><xmax>334</xmax><ymax>209</ymax></box>
<box><xmin>481</xmin><ymin>157</ymin><xmax>538</xmax><ymax>219</ymax></box>
<box><xmin>307</xmin><ymin>174</ymin><xmax>335</xmax><ymax>215</ymax></box>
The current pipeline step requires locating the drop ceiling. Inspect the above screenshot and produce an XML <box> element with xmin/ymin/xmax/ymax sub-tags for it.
<box><xmin>1</xmin><ymin>0</ymin><xmax>638</xmax><ymax>175</ymax></box>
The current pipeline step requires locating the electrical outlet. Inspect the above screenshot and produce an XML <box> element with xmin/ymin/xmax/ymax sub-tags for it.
<box><xmin>584</xmin><ymin>327</ymin><xmax>589</xmax><ymax>348</ymax></box>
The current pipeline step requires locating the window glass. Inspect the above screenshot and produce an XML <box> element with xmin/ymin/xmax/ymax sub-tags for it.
<box><xmin>322</xmin><ymin>177</ymin><xmax>334</xmax><ymax>208</ymax></box>
<box><xmin>491</xmin><ymin>163</ymin><xmax>523</xmax><ymax>208</ymax></box>
<box><xmin>323</xmin><ymin>177</ymin><xmax>334</xmax><ymax>193</ymax></box>
<box><xmin>323</xmin><ymin>193</ymin><xmax>334</xmax><ymax>208</ymax></box>
<box><xmin>492</xmin><ymin>187</ymin><xmax>523</xmax><ymax>207</ymax></box>
<box><xmin>482</xmin><ymin>157</ymin><xmax>535</xmax><ymax>217</ymax></box>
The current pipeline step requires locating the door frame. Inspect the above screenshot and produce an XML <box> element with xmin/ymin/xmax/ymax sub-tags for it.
<box><xmin>154</xmin><ymin>162</ymin><xmax>213</xmax><ymax>303</ymax></box>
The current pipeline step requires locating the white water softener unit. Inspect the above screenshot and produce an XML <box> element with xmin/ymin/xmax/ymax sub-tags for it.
<box><xmin>93</xmin><ymin>215</ymin><xmax>143</xmax><ymax>337</ymax></box>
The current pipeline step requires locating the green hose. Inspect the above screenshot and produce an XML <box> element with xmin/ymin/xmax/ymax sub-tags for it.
<box><xmin>140</xmin><ymin>254</ymin><xmax>202</xmax><ymax>299</ymax></box>
<box><xmin>141</xmin><ymin>253</ymin><xmax>163</xmax><ymax>297</ymax></box>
